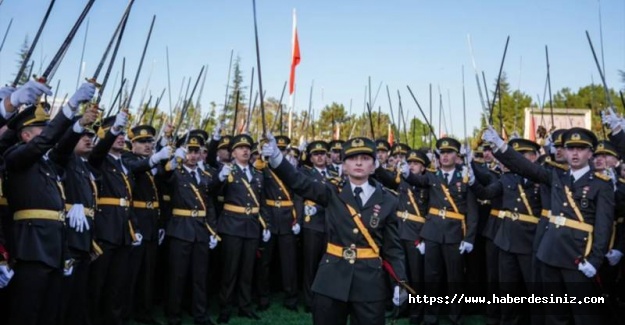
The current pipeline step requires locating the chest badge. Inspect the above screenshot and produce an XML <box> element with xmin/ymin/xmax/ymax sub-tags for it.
<box><xmin>370</xmin><ymin>204</ymin><xmax>381</xmax><ymax>228</ymax></box>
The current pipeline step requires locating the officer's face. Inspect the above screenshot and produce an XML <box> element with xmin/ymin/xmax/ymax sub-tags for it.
<box><xmin>409</xmin><ymin>161</ymin><xmax>425</xmax><ymax>174</ymax></box>
<box><xmin>606</xmin><ymin>155</ymin><xmax>618</xmax><ymax>168</ymax></box>
<box><xmin>343</xmin><ymin>154</ymin><xmax>375</xmax><ymax>182</ymax></box>
<box><xmin>331</xmin><ymin>150</ymin><xmax>341</xmax><ymax>164</ymax></box>
<box><xmin>232</xmin><ymin>146</ymin><xmax>251</xmax><ymax>165</ymax></box>
<box><xmin>555</xmin><ymin>146</ymin><xmax>565</xmax><ymax>162</ymax></box>
<box><xmin>593</xmin><ymin>154</ymin><xmax>607</xmax><ymax>171</ymax></box>
<box><xmin>200</xmin><ymin>148</ymin><xmax>208</xmax><ymax>162</ymax></box>
<box><xmin>438</xmin><ymin>150</ymin><xmax>457</xmax><ymax>169</ymax></box>
<box><xmin>387</xmin><ymin>155</ymin><xmax>397</xmax><ymax>167</ymax></box>
<box><xmin>522</xmin><ymin>151</ymin><xmax>538</xmax><ymax>163</ymax></box>
<box><xmin>111</xmin><ymin>134</ymin><xmax>126</xmax><ymax>151</ymax></box>
<box><xmin>185</xmin><ymin>148</ymin><xmax>200</xmax><ymax>167</ymax></box>
<box><xmin>483</xmin><ymin>149</ymin><xmax>494</xmax><ymax>162</ymax></box>
<box><xmin>217</xmin><ymin>148</ymin><xmax>231</xmax><ymax>162</ymax></box>
<box><xmin>565</xmin><ymin>146</ymin><xmax>592</xmax><ymax>170</ymax></box>
<box><xmin>74</xmin><ymin>134</ymin><xmax>94</xmax><ymax>156</ymax></box>
<box><xmin>132</xmin><ymin>138</ymin><xmax>154</xmax><ymax>157</ymax></box>
<box><xmin>311</xmin><ymin>151</ymin><xmax>327</xmax><ymax>168</ymax></box>
<box><xmin>19</xmin><ymin>126</ymin><xmax>43</xmax><ymax>143</ymax></box>
<box><xmin>376</xmin><ymin>150</ymin><xmax>389</xmax><ymax>164</ymax></box>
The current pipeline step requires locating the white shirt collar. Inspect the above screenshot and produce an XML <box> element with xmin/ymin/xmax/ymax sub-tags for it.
<box><xmin>314</xmin><ymin>166</ymin><xmax>328</xmax><ymax>175</ymax></box>
<box><xmin>350</xmin><ymin>181</ymin><xmax>375</xmax><ymax>206</ymax></box>
<box><xmin>570</xmin><ymin>165</ymin><xmax>590</xmax><ymax>182</ymax></box>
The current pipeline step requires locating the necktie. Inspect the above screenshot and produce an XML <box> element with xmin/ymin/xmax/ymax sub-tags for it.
<box><xmin>190</xmin><ymin>171</ymin><xmax>198</xmax><ymax>185</ymax></box>
<box><xmin>570</xmin><ymin>175</ymin><xmax>576</xmax><ymax>184</ymax></box>
<box><xmin>321</xmin><ymin>170</ymin><xmax>327</xmax><ymax>178</ymax></box>
<box><xmin>443</xmin><ymin>173</ymin><xmax>449</xmax><ymax>184</ymax></box>
<box><xmin>354</xmin><ymin>187</ymin><xmax>363</xmax><ymax>210</ymax></box>
<box><xmin>243</xmin><ymin>168</ymin><xmax>250</xmax><ymax>181</ymax></box>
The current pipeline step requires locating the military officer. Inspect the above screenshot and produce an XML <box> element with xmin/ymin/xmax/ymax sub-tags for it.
<box><xmin>4</xmin><ymin>81</ymin><xmax>95</xmax><ymax>325</ymax></box>
<box><xmin>263</xmin><ymin>134</ymin><xmax>407</xmax><ymax>325</ymax></box>
<box><xmin>483</xmin><ymin>126</ymin><xmax>614</xmax><ymax>325</ymax></box>
<box><xmin>401</xmin><ymin>137</ymin><xmax>479</xmax><ymax>325</ymax></box>
<box><xmin>328</xmin><ymin>140</ymin><xmax>344</xmax><ymax>177</ymax></box>
<box><xmin>375</xmin><ymin>139</ymin><xmax>391</xmax><ymax>167</ymax></box>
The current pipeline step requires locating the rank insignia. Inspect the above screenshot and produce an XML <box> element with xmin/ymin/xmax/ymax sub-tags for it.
<box><xmin>580</xmin><ymin>198</ymin><xmax>589</xmax><ymax>209</ymax></box>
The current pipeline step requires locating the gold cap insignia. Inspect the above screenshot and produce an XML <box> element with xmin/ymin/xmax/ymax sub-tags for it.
<box><xmin>571</xmin><ymin>133</ymin><xmax>581</xmax><ymax>141</ymax></box>
<box><xmin>241</xmin><ymin>137</ymin><xmax>249</xmax><ymax>144</ymax></box>
<box><xmin>278</xmin><ymin>139</ymin><xmax>286</xmax><ymax>145</ymax></box>
<box><xmin>513</xmin><ymin>142</ymin><xmax>519</xmax><ymax>149</ymax></box>
<box><xmin>352</xmin><ymin>138</ymin><xmax>364</xmax><ymax>147</ymax></box>
<box><xmin>598</xmin><ymin>143</ymin><xmax>604</xmax><ymax>150</ymax></box>
<box><xmin>223</xmin><ymin>138</ymin><xmax>230</xmax><ymax>144</ymax></box>
<box><xmin>140</xmin><ymin>129</ymin><xmax>148</xmax><ymax>136</ymax></box>
<box><xmin>442</xmin><ymin>140</ymin><xmax>449</xmax><ymax>146</ymax></box>
<box><xmin>190</xmin><ymin>138</ymin><xmax>199</xmax><ymax>144</ymax></box>
<box><xmin>316</xmin><ymin>143</ymin><xmax>323</xmax><ymax>149</ymax></box>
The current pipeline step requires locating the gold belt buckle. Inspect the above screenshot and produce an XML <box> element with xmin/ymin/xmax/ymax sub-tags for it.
<box><xmin>438</xmin><ymin>209</ymin><xmax>447</xmax><ymax>219</ymax></box>
<box><xmin>86</xmin><ymin>208</ymin><xmax>94</xmax><ymax>217</ymax></box>
<box><xmin>554</xmin><ymin>216</ymin><xmax>566</xmax><ymax>228</ymax></box>
<box><xmin>343</xmin><ymin>245</ymin><xmax>356</xmax><ymax>264</ymax></box>
<box><xmin>146</xmin><ymin>201</ymin><xmax>154</xmax><ymax>209</ymax></box>
<box><xmin>510</xmin><ymin>212</ymin><xmax>519</xmax><ymax>221</ymax></box>
<box><xmin>191</xmin><ymin>210</ymin><xmax>199</xmax><ymax>217</ymax></box>
<box><xmin>120</xmin><ymin>198</ymin><xmax>127</xmax><ymax>207</ymax></box>
<box><xmin>401</xmin><ymin>210</ymin><xmax>409</xmax><ymax>221</ymax></box>
<box><xmin>245</xmin><ymin>207</ymin><xmax>252</xmax><ymax>215</ymax></box>
<box><xmin>275</xmin><ymin>200</ymin><xmax>282</xmax><ymax>208</ymax></box>
<box><xmin>59</xmin><ymin>211</ymin><xmax>66</xmax><ymax>222</ymax></box>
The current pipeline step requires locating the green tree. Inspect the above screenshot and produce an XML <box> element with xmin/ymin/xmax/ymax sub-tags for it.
<box><xmin>14</xmin><ymin>36</ymin><xmax>30</xmax><ymax>85</ymax></box>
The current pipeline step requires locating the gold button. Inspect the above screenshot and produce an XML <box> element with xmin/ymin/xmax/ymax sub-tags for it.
<box><xmin>353</xmin><ymin>228</ymin><xmax>359</xmax><ymax>234</ymax></box>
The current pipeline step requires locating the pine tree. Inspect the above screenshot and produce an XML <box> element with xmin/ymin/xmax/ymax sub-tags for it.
<box><xmin>14</xmin><ymin>36</ymin><xmax>30</xmax><ymax>85</ymax></box>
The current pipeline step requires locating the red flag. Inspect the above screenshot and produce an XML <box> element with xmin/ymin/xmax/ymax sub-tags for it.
<box><xmin>289</xmin><ymin>9</ymin><xmax>300</xmax><ymax>95</ymax></box>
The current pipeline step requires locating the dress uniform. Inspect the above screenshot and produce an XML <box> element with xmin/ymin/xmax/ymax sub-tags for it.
<box><xmin>54</xmin><ymin>123</ymin><xmax>99</xmax><ymax>325</ymax></box>
<box><xmin>123</xmin><ymin>125</ymin><xmax>166</xmax><ymax>324</ymax></box>
<box><xmin>471</xmin><ymin>138</ymin><xmax>543</xmax><ymax>325</ymax></box>
<box><xmin>403</xmin><ymin>137</ymin><xmax>479</xmax><ymax>325</ymax></box>
<box><xmin>266</xmin><ymin>136</ymin><xmax>406</xmax><ymax>325</ymax></box>
<box><xmin>391</xmin><ymin>143</ymin><xmax>410</xmax><ymax>162</ymax></box>
<box><xmin>297</xmin><ymin>141</ymin><xmax>337</xmax><ymax>312</ymax></box>
<box><xmin>375</xmin><ymin>139</ymin><xmax>391</xmax><ymax>167</ymax></box>
<box><xmin>257</xmin><ymin>135</ymin><xmax>299</xmax><ymax>311</ymax></box>
<box><xmin>376</xmin><ymin>149</ymin><xmax>430</xmax><ymax>325</ymax></box>
<box><xmin>216</xmin><ymin>134</ymin><xmax>266</xmax><ymax>323</ymax></box>
<box><xmin>164</xmin><ymin>132</ymin><xmax>219</xmax><ymax>325</ymax></box>
<box><xmin>328</xmin><ymin>140</ymin><xmax>344</xmax><ymax>177</ymax></box>
<box><xmin>484</xmin><ymin>127</ymin><xmax>613</xmax><ymax>325</ymax></box>
<box><xmin>4</xmin><ymin>100</ymin><xmax>86</xmax><ymax>325</ymax></box>
<box><xmin>88</xmin><ymin>113</ymin><xmax>140</xmax><ymax>325</ymax></box>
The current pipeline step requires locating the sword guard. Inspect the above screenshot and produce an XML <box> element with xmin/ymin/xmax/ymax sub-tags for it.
<box><xmin>85</xmin><ymin>77</ymin><xmax>102</xmax><ymax>88</ymax></box>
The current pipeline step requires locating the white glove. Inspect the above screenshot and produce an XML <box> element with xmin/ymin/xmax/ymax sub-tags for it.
<box><xmin>392</xmin><ymin>285</ymin><xmax>408</xmax><ymax>306</ymax></box>
<box><xmin>292</xmin><ymin>223</ymin><xmax>301</xmax><ymax>235</ymax></box>
<box><xmin>174</xmin><ymin>147</ymin><xmax>186</xmax><ymax>161</ymax></box>
<box><xmin>606</xmin><ymin>249</ymin><xmax>623</xmax><ymax>266</ymax></box>
<box><xmin>298</xmin><ymin>140</ymin><xmax>308</xmax><ymax>152</ymax></box>
<box><xmin>158</xmin><ymin>229</ymin><xmax>165</xmax><ymax>246</ymax></box>
<box><xmin>286</xmin><ymin>154</ymin><xmax>298</xmax><ymax>167</ymax></box>
<box><xmin>400</xmin><ymin>162</ymin><xmax>410</xmax><ymax>178</ymax></box>
<box><xmin>209</xmin><ymin>235</ymin><xmax>218</xmax><ymax>250</ymax></box>
<box><xmin>63</xmin><ymin>259</ymin><xmax>74</xmax><ymax>277</ymax></box>
<box><xmin>132</xmin><ymin>233</ymin><xmax>143</xmax><ymax>246</ymax></box>
<box><xmin>212</xmin><ymin>123</ymin><xmax>222</xmax><ymax>140</ymax></box>
<box><xmin>416</xmin><ymin>241</ymin><xmax>425</xmax><ymax>255</ymax></box>
<box><xmin>262</xmin><ymin>229</ymin><xmax>271</xmax><ymax>242</ymax></box>
<box><xmin>112</xmin><ymin>111</ymin><xmax>129</xmax><ymax>133</ymax></box>
<box><xmin>459</xmin><ymin>241</ymin><xmax>474</xmax><ymax>254</ymax></box>
<box><xmin>602</xmin><ymin>108</ymin><xmax>622</xmax><ymax>130</ymax></box>
<box><xmin>150</xmin><ymin>146</ymin><xmax>172</xmax><ymax>165</ymax></box>
<box><xmin>463</xmin><ymin>165</ymin><xmax>475</xmax><ymax>185</ymax></box>
<box><xmin>0</xmin><ymin>86</ymin><xmax>16</xmax><ymax>101</ymax></box>
<box><xmin>68</xmin><ymin>82</ymin><xmax>96</xmax><ymax>110</ymax></box>
<box><xmin>262</xmin><ymin>135</ymin><xmax>282</xmax><ymax>168</ymax></box>
<box><xmin>481</xmin><ymin>125</ymin><xmax>505</xmax><ymax>150</ymax></box>
<box><xmin>0</xmin><ymin>264</ymin><xmax>14</xmax><ymax>288</ymax></box>
<box><xmin>577</xmin><ymin>260</ymin><xmax>597</xmax><ymax>278</ymax></box>
<box><xmin>218</xmin><ymin>164</ymin><xmax>232</xmax><ymax>182</ymax></box>
<box><xmin>9</xmin><ymin>80</ymin><xmax>52</xmax><ymax>108</ymax></box>
<box><xmin>67</xmin><ymin>204</ymin><xmax>90</xmax><ymax>233</ymax></box>
<box><xmin>304</xmin><ymin>205</ymin><xmax>317</xmax><ymax>216</ymax></box>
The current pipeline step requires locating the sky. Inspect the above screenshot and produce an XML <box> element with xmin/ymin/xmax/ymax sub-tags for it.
<box><xmin>0</xmin><ymin>0</ymin><xmax>623</xmax><ymax>138</ymax></box>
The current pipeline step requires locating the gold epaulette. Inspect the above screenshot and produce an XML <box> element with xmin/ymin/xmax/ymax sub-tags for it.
<box><xmin>473</xmin><ymin>158</ymin><xmax>485</xmax><ymax>164</ymax></box>
<box><xmin>201</xmin><ymin>170</ymin><xmax>212</xmax><ymax>178</ymax></box>
<box><xmin>386</xmin><ymin>188</ymin><xmax>399</xmax><ymax>196</ymax></box>
<box><xmin>328</xmin><ymin>176</ymin><xmax>343</xmax><ymax>187</ymax></box>
<box><xmin>618</xmin><ymin>178</ymin><xmax>625</xmax><ymax>184</ymax></box>
<box><xmin>426</xmin><ymin>167</ymin><xmax>437</xmax><ymax>173</ymax></box>
<box><xmin>545</xmin><ymin>159</ymin><xmax>569</xmax><ymax>171</ymax></box>
<box><xmin>594</xmin><ymin>172</ymin><xmax>611</xmax><ymax>182</ymax></box>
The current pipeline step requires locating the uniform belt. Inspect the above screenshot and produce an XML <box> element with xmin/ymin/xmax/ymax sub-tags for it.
<box><xmin>265</xmin><ymin>199</ymin><xmax>294</xmax><ymax>208</ymax></box>
<box><xmin>429</xmin><ymin>208</ymin><xmax>464</xmax><ymax>221</ymax></box>
<box><xmin>490</xmin><ymin>209</ymin><xmax>501</xmax><ymax>218</ymax></box>
<box><xmin>223</xmin><ymin>203</ymin><xmax>259</xmax><ymax>215</ymax></box>
<box><xmin>133</xmin><ymin>201</ymin><xmax>160</xmax><ymax>209</ymax></box>
<box><xmin>326</xmin><ymin>242</ymin><xmax>379</xmax><ymax>263</ymax></box>
<box><xmin>172</xmin><ymin>208</ymin><xmax>206</xmax><ymax>217</ymax></box>
<box><xmin>64</xmin><ymin>204</ymin><xmax>95</xmax><ymax>218</ymax></box>
<box><xmin>541</xmin><ymin>209</ymin><xmax>551</xmax><ymax>218</ymax></box>
<box><xmin>162</xmin><ymin>195</ymin><xmax>171</xmax><ymax>202</ymax></box>
<box><xmin>0</xmin><ymin>197</ymin><xmax>7</xmax><ymax>206</ymax></box>
<box><xmin>549</xmin><ymin>215</ymin><xmax>593</xmax><ymax>233</ymax></box>
<box><xmin>396</xmin><ymin>210</ymin><xmax>425</xmax><ymax>223</ymax></box>
<box><xmin>97</xmin><ymin>197</ymin><xmax>130</xmax><ymax>207</ymax></box>
<box><xmin>14</xmin><ymin>209</ymin><xmax>65</xmax><ymax>222</ymax></box>
<box><xmin>499</xmin><ymin>210</ymin><xmax>539</xmax><ymax>224</ymax></box>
